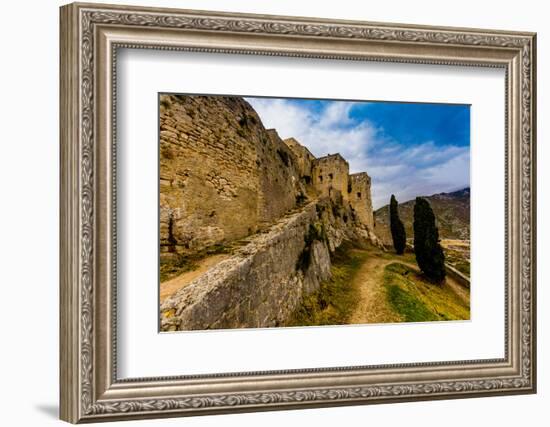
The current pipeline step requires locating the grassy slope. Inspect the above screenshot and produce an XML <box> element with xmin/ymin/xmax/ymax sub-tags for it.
<box><xmin>287</xmin><ymin>244</ymin><xmax>470</xmax><ymax>327</ymax></box>
<box><xmin>384</xmin><ymin>262</ymin><xmax>470</xmax><ymax>322</ymax></box>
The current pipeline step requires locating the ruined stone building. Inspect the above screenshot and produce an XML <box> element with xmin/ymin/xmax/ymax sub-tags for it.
<box><xmin>312</xmin><ymin>153</ymin><xmax>349</xmax><ymax>199</ymax></box>
<box><xmin>159</xmin><ymin>95</ymin><xmax>302</xmax><ymax>258</ymax></box>
<box><xmin>159</xmin><ymin>94</ymin><xmax>379</xmax><ymax>330</ymax></box>
<box><xmin>159</xmin><ymin>94</ymin><xmax>375</xmax><ymax>260</ymax></box>
<box><xmin>348</xmin><ymin>172</ymin><xmax>374</xmax><ymax>230</ymax></box>
<box><xmin>310</xmin><ymin>154</ymin><xmax>374</xmax><ymax>230</ymax></box>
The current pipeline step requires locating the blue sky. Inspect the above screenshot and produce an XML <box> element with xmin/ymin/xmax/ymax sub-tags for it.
<box><xmin>245</xmin><ymin>96</ymin><xmax>470</xmax><ymax>209</ymax></box>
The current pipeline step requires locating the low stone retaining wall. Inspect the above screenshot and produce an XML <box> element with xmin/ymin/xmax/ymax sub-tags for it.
<box><xmin>405</xmin><ymin>243</ymin><xmax>470</xmax><ymax>289</ymax></box>
<box><xmin>160</xmin><ymin>203</ymin><xmax>332</xmax><ymax>331</ymax></box>
<box><xmin>444</xmin><ymin>263</ymin><xmax>470</xmax><ymax>289</ymax></box>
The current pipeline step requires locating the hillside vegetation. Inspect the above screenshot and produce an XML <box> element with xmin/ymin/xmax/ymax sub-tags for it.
<box><xmin>287</xmin><ymin>244</ymin><xmax>470</xmax><ymax>326</ymax></box>
<box><xmin>374</xmin><ymin>188</ymin><xmax>470</xmax><ymax>245</ymax></box>
<box><xmin>384</xmin><ymin>262</ymin><xmax>469</xmax><ymax>322</ymax></box>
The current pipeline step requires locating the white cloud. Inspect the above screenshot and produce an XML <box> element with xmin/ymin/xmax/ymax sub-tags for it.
<box><xmin>246</xmin><ymin>98</ymin><xmax>379</xmax><ymax>169</ymax></box>
<box><xmin>245</xmin><ymin>97</ymin><xmax>470</xmax><ymax>210</ymax></box>
<box><xmin>369</xmin><ymin>145</ymin><xmax>470</xmax><ymax>209</ymax></box>
<box><xmin>319</xmin><ymin>102</ymin><xmax>354</xmax><ymax>127</ymax></box>
<box><xmin>367</xmin><ymin>142</ymin><xmax>470</xmax><ymax>208</ymax></box>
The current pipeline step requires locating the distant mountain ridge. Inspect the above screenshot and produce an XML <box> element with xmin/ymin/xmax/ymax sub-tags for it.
<box><xmin>374</xmin><ymin>187</ymin><xmax>470</xmax><ymax>245</ymax></box>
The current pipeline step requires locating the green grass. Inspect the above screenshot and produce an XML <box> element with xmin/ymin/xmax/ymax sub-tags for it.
<box><xmin>362</xmin><ymin>244</ymin><xmax>417</xmax><ymax>264</ymax></box>
<box><xmin>383</xmin><ymin>262</ymin><xmax>470</xmax><ymax>322</ymax></box>
<box><xmin>160</xmin><ymin>243</ymin><xmax>231</xmax><ymax>282</ymax></box>
<box><xmin>286</xmin><ymin>243</ymin><xmax>367</xmax><ymax>326</ymax></box>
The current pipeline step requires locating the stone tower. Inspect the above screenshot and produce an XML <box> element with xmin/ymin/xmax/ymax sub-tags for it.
<box><xmin>312</xmin><ymin>154</ymin><xmax>350</xmax><ymax>201</ymax></box>
<box><xmin>159</xmin><ymin>95</ymin><xmax>378</xmax><ymax>260</ymax></box>
<box><xmin>348</xmin><ymin>172</ymin><xmax>374</xmax><ymax>230</ymax></box>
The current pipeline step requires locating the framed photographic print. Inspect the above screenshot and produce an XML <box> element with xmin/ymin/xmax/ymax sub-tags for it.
<box><xmin>59</xmin><ymin>2</ymin><xmax>537</xmax><ymax>423</ymax></box>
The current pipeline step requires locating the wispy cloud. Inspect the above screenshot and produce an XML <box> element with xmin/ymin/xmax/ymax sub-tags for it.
<box><xmin>245</xmin><ymin>97</ymin><xmax>470</xmax><ymax>209</ymax></box>
<box><xmin>367</xmin><ymin>144</ymin><xmax>470</xmax><ymax>208</ymax></box>
<box><xmin>246</xmin><ymin>98</ymin><xmax>378</xmax><ymax>166</ymax></box>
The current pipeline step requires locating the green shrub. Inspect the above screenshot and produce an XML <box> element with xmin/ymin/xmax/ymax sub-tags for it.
<box><xmin>389</xmin><ymin>194</ymin><xmax>406</xmax><ymax>255</ymax></box>
<box><xmin>413</xmin><ymin>197</ymin><xmax>446</xmax><ymax>283</ymax></box>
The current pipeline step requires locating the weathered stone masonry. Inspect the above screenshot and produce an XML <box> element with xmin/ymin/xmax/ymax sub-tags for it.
<box><xmin>312</xmin><ymin>153</ymin><xmax>349</xmax><ymax>200</ymax></box>
<box><xmin>349</xmin><ymin>172</ymin><xmax>374</xmax><ymax>230</ymax></box>
<box><xmin>161</xmin><ymin>203</ymin><xmax>332</xmax><ymax>330</ymax></box>
<box><xmin>159</xmin><ymin>94</ymin><xmax>378</xmax><ymax>330</ymax></box>
<box><xmin>310</xmin><ymin>153</ymin><xmax>374</xmax><ymax>230</ymax></box>
<box><xmin>160</xmin><ymin>95</ymin><xmax>304</xmax><ymax>259</ymax></box>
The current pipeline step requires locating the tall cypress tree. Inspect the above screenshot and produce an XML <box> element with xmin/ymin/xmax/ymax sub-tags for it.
<box><xmin>413</xmin><ymin>197</ymin><xmax>446</xmax><ymax>283</ymax></box>
<box><xmin>389</xmin><ymin>195</ymin><xmax>406</xmax><ymax>255</ymax></box>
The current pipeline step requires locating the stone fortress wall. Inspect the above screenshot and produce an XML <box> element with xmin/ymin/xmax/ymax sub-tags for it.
<box><xmin>282</xmin><ymin>137</ymin><xmax>316</xmax><ymax>180</ymax></box>
<box><xmin>159</xmin><ymin>95</ymin><xmax>304</xmax><ymax>259</ymax></box>
<box><xmin>348</xmin><ymin>172</ymin><xmax>374</xmax><ymax>230</ymax></box>
<box><xmin>160</xmin><ymin>94</ymin><xmax>375</xmax><ymax>259</ymax></box>
<box><xmin>159</xmin><ymin>94</ymin><xmax>378</xmax><ymax>330</ymax></box>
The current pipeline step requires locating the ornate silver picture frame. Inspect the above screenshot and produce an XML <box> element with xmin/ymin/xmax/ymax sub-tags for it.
<box><xmin>60</xmin><ymin>2</ymin><xmax>536</xmax><ymax>423</ymax></box>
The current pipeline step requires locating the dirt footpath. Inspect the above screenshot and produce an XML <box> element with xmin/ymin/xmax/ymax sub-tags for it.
<box><xmin>160</xmin><ymin>254</ymin><xmax>229</xmax><ymax>303</ymax></box>
<box><xmin>348</xmin><ymin>250</ymin><xmax>469</xmax><ymax>325</ymax></box>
